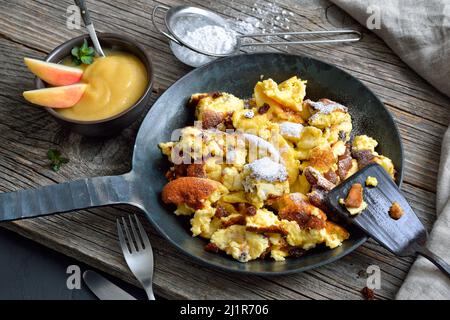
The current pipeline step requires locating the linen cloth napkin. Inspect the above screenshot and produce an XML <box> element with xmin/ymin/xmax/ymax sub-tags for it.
<box><xmin>331</xmin><ymin>0</ymin><xmax>450</xmax><ymax>299</ymax></box>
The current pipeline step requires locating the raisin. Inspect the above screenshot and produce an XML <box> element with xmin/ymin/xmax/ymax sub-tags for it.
<box><xmin>204</xmin><ymin>243</ymin><xmax>220</xmax><ymax>253</ymax></box>
<box><xmin>361</xmin><ymin>287</ymin><xmax>375</xmax><ymax>300</ymax></box>
<box><xmin>246</xmin><ymin>205</ymin><xmax>257</xmax><ymax>216</ymax></box>
<box><xmin>211</xmin><ymin>91</ymin><xmax>222</xmax><ymax>99</ymax></box>
<box><xmin>258</xmin><ymin>103</ymin><xmax>270</xmax><ymax>114</ymax></box>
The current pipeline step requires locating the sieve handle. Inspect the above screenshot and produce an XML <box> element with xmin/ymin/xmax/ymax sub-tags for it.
<box><xmin>151</xmin><ymin>4</ymin><xmax>182</xmax><ymax>45</ymax></box>
<box><xmin>239</xmin><ymin>29</ymin><xmax>362</xmax><ymax>47</ymax></box>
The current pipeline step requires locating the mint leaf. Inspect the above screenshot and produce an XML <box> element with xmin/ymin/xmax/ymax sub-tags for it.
<box><xmin>47</xmin><ymin>149</ymin><xmax>69</xmax><ymax>172</ymax></box>
<box><xmin>72</xmin><ymin>56</ymin><xmax>82</xmax><ymax>65</ymax></box>
<box><xmin>85</xmin><ymin>47</ymin><xmax>95</xmax><ymax>56</ymax></box>
<box><xmin>81</xmin><ymin>39</ymin><xmax>89</xmax><ymax>51</ymax></box>
<box><xmin>70</xmin><ymin>40</ymin><xmax>95</xmax><ymax>66</ymax></box>
<box><xmin>47</xmin><ymin>149</ymin><xmax>56</xmax><ymax>160</ymax></box>
<box><xmin>80</xmin><ymin>55</ymin><xmax>94</xmax><ymax>65</ymax></box>
<box><xmin>71</xmin><ymin>47</ymin><xmax>79</xmax><ymax>58</ymax></box>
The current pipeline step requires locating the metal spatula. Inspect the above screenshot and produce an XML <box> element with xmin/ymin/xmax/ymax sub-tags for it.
<box><xmin>326</xmin><ymin>163</ymin><xmax>450</xmax><ymax>277</ymax></box>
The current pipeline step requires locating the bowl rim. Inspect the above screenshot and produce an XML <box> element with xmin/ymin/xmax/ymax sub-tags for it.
<box><xmin>37</xmin><ymin>33</ymin><xmax>154</xmax><ymax>125</ymax></box>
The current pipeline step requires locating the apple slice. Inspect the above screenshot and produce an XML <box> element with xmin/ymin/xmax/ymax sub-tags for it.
<box><xmin>24</xmin><ymin>58</ymin><xmax>83</xmax><ymax>86</ymax></box>
<box><xmin>23</xmin><ymin>84</ymin><xmax>87</xmax><ymax>108</ymax></box>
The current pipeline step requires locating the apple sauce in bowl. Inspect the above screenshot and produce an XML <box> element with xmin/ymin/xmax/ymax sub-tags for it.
<box><xmin>57</xmin><ymin>51</ymin><xmax>148</xmax><ymax>122</ymax></box>
<box><xmin>35</xmin><ymin>33</ymin><xmax>154</xmax><ymax>136</ymax></box>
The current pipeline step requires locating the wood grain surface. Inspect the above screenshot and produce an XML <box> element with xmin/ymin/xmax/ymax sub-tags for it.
<box><xmin>0</xmin><ymin>0</ymin><xmax>448</xmax><ymax>300</ymax></box>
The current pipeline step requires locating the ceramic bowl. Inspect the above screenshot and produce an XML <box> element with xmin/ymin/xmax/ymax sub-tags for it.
<box><xmin>36</xmin><ymin>33</ymin><xmax>154</xmax><ymax>137</ymax></box>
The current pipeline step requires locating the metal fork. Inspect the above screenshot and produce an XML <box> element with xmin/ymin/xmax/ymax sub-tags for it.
<box><xmin>116</xmin><ymin>214</ymin><xmax>155</xmax><ymax>300</ymax></box>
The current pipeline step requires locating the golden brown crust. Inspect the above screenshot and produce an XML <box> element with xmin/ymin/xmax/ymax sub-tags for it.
<box><xmin>389</xmin><ymin>202</ymin><xmax>404</xmax><ymax>220</ymax></box>
<box><xmin>186</xmin><ymin>163</ymin><xmax>207</xmax><ymax>178</ymax></box>
<box><xmin>345</xmin><ymin>183</ymin><xmax>364</xmax><ymax>208</ymax></box>
<box><xmin>246</xmin><ymin>225</ymin><xmax>288</xmax><ymax>235</ymax></box>
<box><xmin>279</xmin><ymin>208</ymin><xmax>326</xmax><ymax>230</ymax></box>
<box><xmin>277</xmin><ymin>196</ymin><xmax>327</xmax><ymax>230</ymax></box>
<box><xmin>221</xmin><ymin>215</ymin><xmax>246</xmax><ymax>228</ymax></box>
<box><xmin>188</xmin><ymin>92</ymin><xmax>223</xmax><ymax>109</ymax></box>
<box><xmin>307</xmin><ymin>188</ymin><xmax>328</xmax><ymax>212</ymax></box>
<box><xmin>188</xmin><ymin>93</ymin><xmax>209</xmax><ymax>108</ymax></box>
<box><xmin>275</xmin><ymin>106</ymin><xmax>305</xmax><ymax>123</ymax></box>
<box><xmin>337</xmin><ymin>144</ymin><xmax>353</xmax><ymax>180</ymax></box>
<box><xmin>162</xmin><ymin>177</ymin><xmax>220</xmax><ymax>210</ymax></box>
<box><xmin>201</xmin><ymin>110</ymin><xmax>226</xmax><ymax>129</ymax></box>
<box><xmin>309</xmin><ymin>147</ymin><xmax>336</xmax><ymax>173</ymax></box>
<box><xmin>166</xmin><ymin>163</ymin><xmax>207</xmax><ymax>180</ymax></box>
<box><xmin>165</xmin><ymin>164</ymin><xmax>186</xmax><ymax>181</ymax></box>
<box><xmin>304</xmin><ymin>166</ymin><xmax>336</xmax><ymax>191</ymax></box>
<box><xmin>324</xmin><ymin>169</ymin><xmax>339</xmax><ymax>185</ymax></box>
<box><xmin>325</xmin><ymin>221</ymin><xmax>350</xmax><ymax>240</ymax></box>
<box><xmin>352</xmin><ymin>149</ymin><xmax>376</xmax><ymax>169</ymax></box>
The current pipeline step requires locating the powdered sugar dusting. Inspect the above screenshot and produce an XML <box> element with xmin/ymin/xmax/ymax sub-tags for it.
<box><xmin>279</xmin><ymin>122</ymin><xmax>303</xmax><ymax>138</ymax></box>
<box><xmin>244</xmin><ymin>110</ymin><xmax>255</xmax><ymax>119</ymax></box>
<box><xmin>244</xmin><ymin>157</ymin><xmax>288</xmax><ymax>183</ymax></box>
<box><xmin>289</xmin><ymin>193</ymin><xmax>304</xmax><ymax>202</ymax></box>
<box><xmin>306</xmin><ymin>99</ymin><xmax>348</xmax><ymax>114</ymax></box>
<box><xmin>243</xmin><ymin>133</ymin><xmax>281</xmax><ymax>163</ymax></box>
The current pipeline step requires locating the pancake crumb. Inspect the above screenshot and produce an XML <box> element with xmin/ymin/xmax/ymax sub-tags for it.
<box><xmin>340</xmin><ymin>183</ymin><xmax>367</xmax><ymax>215</ymax></box>
<box><xmin>389</xmin><ymin>202</ymin><xmax>404</xmax><ymax>220</ymax></box>
<box><xmin>365</xmin><ymin>176</ymin><xmax>378</xmax><ymax>187</ymax></box>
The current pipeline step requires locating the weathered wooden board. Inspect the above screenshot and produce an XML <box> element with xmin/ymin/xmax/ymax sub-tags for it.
<box><xmin>0</xmin><ymin>0</ymin><xmax>448</xmax><ymax>299</ymax></box>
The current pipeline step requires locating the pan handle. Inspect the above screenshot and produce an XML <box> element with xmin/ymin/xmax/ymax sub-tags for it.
<box><xmin>0</xmin><ymin>172</ymin><xmax>140</xmax><ymax>222</ymax></box>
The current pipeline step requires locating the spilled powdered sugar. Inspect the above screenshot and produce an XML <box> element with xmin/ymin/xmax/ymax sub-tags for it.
<box><xmin>244</xmin><ymin>157</ymin><xmax>288</xmax><ymax>183</ymax></box>
<box><xmin>279</xmin><ymin>122</ymin><xmax>303</xmax><ymax>138</ymax></box>
<box><xmin>230</xmin><ymin>1</ymin><xmax>295</xmax><ymax>36</ymax></box>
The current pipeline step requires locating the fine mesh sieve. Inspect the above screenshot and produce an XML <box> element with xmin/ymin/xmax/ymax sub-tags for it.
<box><xmin>152</xmin><ymin>4</ymin><xmax>362</xmax><ymax>58</ymax></box>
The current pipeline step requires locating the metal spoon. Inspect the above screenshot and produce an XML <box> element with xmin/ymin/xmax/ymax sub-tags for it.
<box><xmin>74</xmin><ymin>0</ymin><xmax>106</xmax><ymax>57</ymax></box>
